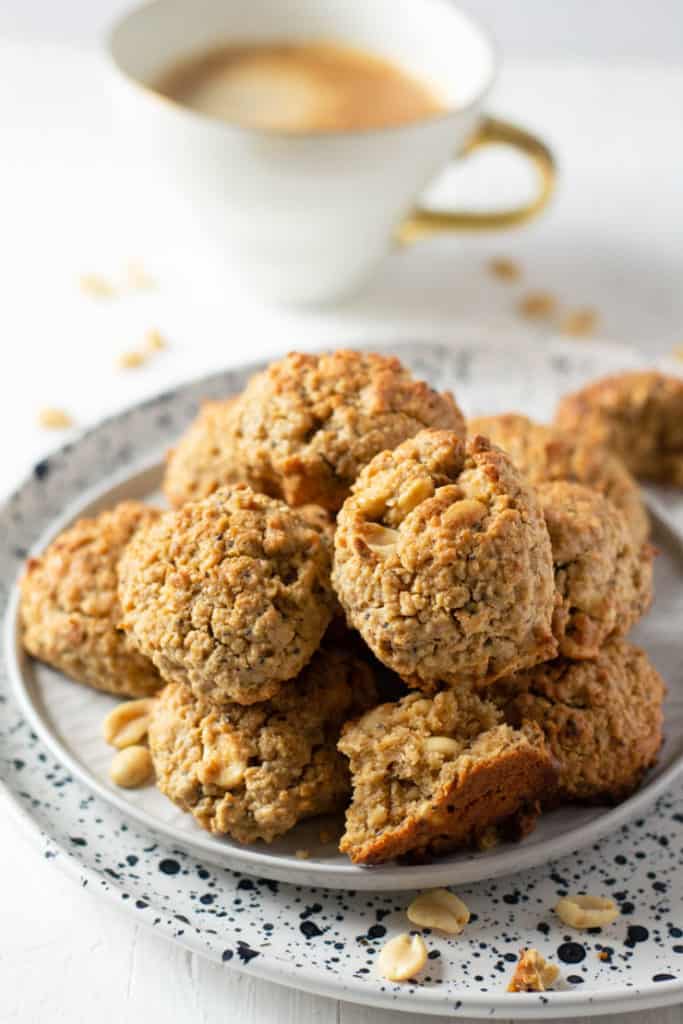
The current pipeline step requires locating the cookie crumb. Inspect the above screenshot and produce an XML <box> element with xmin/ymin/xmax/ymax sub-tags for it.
<box><xmin>598</xmin><ymin>950</ymin><xmax>609</xmax><ymax>961</ymax></box>
<box><xmin>560</xmin><ymin>307</ymin><xmax>599</xmax><ymax>337</ymax></box>
<box><xmin>38</xmin><ymin>407</ymin><xmax>74</xmax><ymax>430</ymax></box>
<box><xmin>318</xmin><ymin>829</ymin><xmax>334</xmax><ymax>844</ymax></box>
<box><xmin>518</xmin><ymin>291</ymin><xmax>557</xmax><ymax>319</ymax></box>
<box><xmin>125</xmin><ymin>262</ymin><xmax>156</xmax><ymax>291</ymax></box>
<box><xmin>489</xmin><ymin>257</ymin><xmax>521</xmax><ymax>282</ymax></box>
<box><xmin>117</xmin><ymin>350</ymin><xmax>147</xmax><ymax>370</ymax></box>
<box><xmin>79</xmin><ymin>273</ymin><xmax>115</xmax><ymax>299</ymax></box>
<box><xmin>144</xmin><ymin>328</ymin><xmax>167</xmax><ymax>352</ymax></box>
<box><xmin>295</xmin><ymin>848</ymin><xmax>310</xmax><ymax>860</ymax></box>
<box><xmin>507</xmin><ymin>948</ymin><xmax>560</xmax><ymax>992</ymax></box>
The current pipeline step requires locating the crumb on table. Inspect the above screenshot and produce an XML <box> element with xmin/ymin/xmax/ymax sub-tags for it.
<box><xmin>38</xmin><ymin>407</ymin><xmax>74</xmax><ymax>430</ymax></box>
<box><xmin>79</xmin><ymin>273</ymin><xmax>116</xmax><ymax>299</ymax></box>
<box><xmin>560</xmin><ymin>308</ymin><xmax>599</xmax><ymax>337</ymax></box>
<box><xmin>518</xmin><ymin>291</ymin><xmax>557</xmax><ymax>319</ymax></box>
<box><xmin>489</xmin><ymin>257</ymin><xmax>521</xmax><ymax>282</ymax></box>
<box><xmin>117</xmin><ymin>350</ymin><xmax>147</xmax><ymax>370</ymax></box>
<box><xmin>507</xmin><ymin>948</ymin><xmax>560</xmax><ymax>992</ymax></box>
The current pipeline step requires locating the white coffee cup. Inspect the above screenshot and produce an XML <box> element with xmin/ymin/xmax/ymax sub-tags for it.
<box><xmin>107</xmin><ymin>0</ymin><xmax>555</xmax><ymax>305</ymax></box>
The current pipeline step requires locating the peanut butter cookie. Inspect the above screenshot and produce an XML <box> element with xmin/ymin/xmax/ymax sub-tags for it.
<box><xmin>20</xmin><ymin>501</ymin><xmax>162</xmax><ymax>697</ymax></box>
<box><xmin>338</xmin><ymin>688</ymin><xmax>556</xmax><ymax>864</ymax></box>
<box><xmin>469</xmin><ymin>413</ymin><xmax>649</xmax><ymax>545</ymax></box>
<box><xmin>224</xmin><ymin>350</ymin><xmax>465</xmax><ymax>511</ymax></box>
<box><xmin>492</xmin><ymin>639</ymin><xmax>665</xmax><ymax>803</ymax></box>
<box><xmin>164</xmin><ymin>397</ymin><xmax>242</xmax><ymax>507</ymax></box>
<box><xmin>537</xmin><ymin>481</ymin><xmax>653</xmax><ymax>659</ymax></box>
<box><xmin>333</xmin><ymin>430</ymin><xmax>556</xmax><ymax>691</ymax></box>
<box><xmin>148</xmin><ymin>648</ymin><xmax>377</xmax><ymax>843</ymax></box>
<box><xmin>555</xmin><ymin>370</ymin><xmax>683</xmax><ymax>486</ymax></box>
<box><xmin>118</xmin><ymin>485</ymin><xmax>336</xmax><ymax>706</ymax></box>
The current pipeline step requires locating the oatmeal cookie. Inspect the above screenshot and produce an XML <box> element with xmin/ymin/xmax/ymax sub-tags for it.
<box><xmin>332</xmin><ymin>430</ymin><xmax>556</xmax><ymax>690</ymax></box>
<box><xmin>492</xmin><ymin>639</ymin><xmax>665</xmax><ymax>803</ymax></box>
<box><xmin>163</xmin><ymin>397</ymin><xmax>242</xmax><ymax>507</ymax></box>
<box><xmin>225</xmin><ymin>350</ymin><xmax>465</xmax><ymax>511</ymax></box>
<box><xmin>148</xmin><ymin>648</ymin><xmax>377</xmax><ymax>843</ymax></box>
<box><xmin>469</xmin><ymin>413</ymin><xmax>649</xmax><ymax>545</ymax></box>
<box><xmin>118</xmin><ymin>485</ymin><xmax>336</xmax><ymax>706</ymax></box>
<box><xmin>537</xmin><ymin>481</ymin><xmax>653</xmax><ymax>658</ymax></box>
<box><xmin>555</xmin><ymin>370</ymin><xmax>683</xmax><ymax>486</ymax></box>
<box><xmin>338</xmin><ymin>688</ymin><xmax>556</xmax><ymax>864</ymax></box>
<box><xmin>20</xmin><ymin>501</ymin><xmax>162</xmax><ymax>697</ymax></box>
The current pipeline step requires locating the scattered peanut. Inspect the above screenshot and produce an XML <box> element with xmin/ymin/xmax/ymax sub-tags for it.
<box><xmin>102</xmin><ymin>698</ymin><xmax>154</xmax><ymax>749</ymax></box>
<box><xmin>489</xmin><ymin>257</ymin><xmax>521</xmax><ymax>282</ymax></box>
<box><xmin>79</xmin><ymin>273</ymin><xmax>115</xmax><ymax>298</ymax></box>
<box><xmin>38</xmin><ymin>407</ymin><xmax>74</xmax><ymax>430</ymax></box>
<box><xmin>518</xmin><ymin>291</ymin><xmax>557</xmax><ymax>319</ymax></box>
<box><xmin>144</xmin><ymin>328</ymin><xmax>167</xmax><ymax>352</ymax></box>
<box><xmin>560</xmin><ymin>307</ymin><xmax>599</xmax><ymax>337</ymax></box>
<box><xmin>377</xmin><ymin>933</ymin><xmax>428</xmax><ymax>982</ymax></box>
<box><xmin>507</xmin><ymin>948</ymin><xmax>560</xmax><ymax>992</ymax></box>
<box><xmin>109</xmin><ymin>745</ymin><xmax>154</xmax><ymax>788</ymax></box>
<box><xmin>555</xmin><ymin>894</ymin><xmax>619</xmax><ymax>930</ymax></box>
<box><xmin>117</xmin><ymin>349</ymin><xmax>147</xmax><ymax>370</ymax></box>
<box><xmin>407</xmin><ymin>889</ymin><xmax>470</xmax><ymax>935</ymax></box>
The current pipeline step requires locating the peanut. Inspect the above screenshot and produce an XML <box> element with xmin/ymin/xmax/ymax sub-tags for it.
<box><xmin>555</xmin><ymin>894</ymin><xmax>619</xmax><ymax>929</ymax></box>
<box><xmin>407</xmin><ymin>889</ymin><xmax>470</xmax><ymax>935</ymax></box>
<box><xmin>110</xmin><ymin>745</ymin><xmax>154</xmax><ymax>788</ymax></box>
<box><xmin>102</xmin><ymin>698</ymin><xmax>154</xmax><ymax>749</ymax></box>
<box><xmin>377</xmin><ymin>934</ymin><xmax>428</xmax><ymax>982</ymax></box>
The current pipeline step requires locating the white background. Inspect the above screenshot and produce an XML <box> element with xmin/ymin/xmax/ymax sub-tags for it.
<box><xmin>1</xmin><ymin>2</ymin><xmax>683</xmax><ymax>1022</ymax></box>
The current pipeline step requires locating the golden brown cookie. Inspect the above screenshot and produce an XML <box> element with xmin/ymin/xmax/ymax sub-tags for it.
<box><xmin>338</xmin><ymin>688</ymin><xmax>556</xmax><ymax>864</ymax></box>
<box><xmin>148</xmin><ymin>648</ymin><xmax>377</xmax><ymax>843</ymax></box>
<box><xmin>164</xmin><ymin>397</ymin><xmax>242</xmax><ymax>507</ymax></box>
<box><xmin>225</xmin><ymin>350</ymin><xmax>465</xmax><ymax>511</ymax></box>
<box><xmin>118</xmin><ymin>485</ymin><xmax>336</xmax><ymax>706</ymax></box>
<box><xmin>492</xmin><ymin>639</ymin><xmax>665</xmax><ymax>803</ymax></box>
<box><xmin>537</xmin><ymin>481</ymin><xmax>653</xmax><ymax>659</ymax></box>
<box><xmin>332</xmin><ymin>430</ymin><xmax>556</xmax><ymax>691</ymax></box>
<box><xmin>469</xmin><ymin>412</ymin><xmax>649</xmax><ymax>545</ymax></box>
<box><xmin>20</xmin><ymin>501</ymin><xmax>162</xmax><ymax>697</ymax></box>
<box><xmin>555</xmin><ymin>370</ymin><xmax>683</xmax><ymax>486</ymax></box>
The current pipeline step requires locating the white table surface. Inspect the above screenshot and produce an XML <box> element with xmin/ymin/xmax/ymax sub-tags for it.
<box><xmin>1</xmin><ymin>34</ymin><xmax>683</xmax><ymax>1024</ymax></box>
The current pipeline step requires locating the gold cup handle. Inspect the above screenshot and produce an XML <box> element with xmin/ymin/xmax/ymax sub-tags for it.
<box><xmin>397</xmin><ymin>115</ymin><xmax>556</xmax><ymax>244</ymax></box>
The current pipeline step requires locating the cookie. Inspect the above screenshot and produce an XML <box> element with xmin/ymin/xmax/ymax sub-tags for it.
<box><xmin>20</xmin><ymin>501</ymin><xmax>162</xmax><ymax>697</ymax></box>
<box><xmin>222</xmin><ymin>350</ymin><xmax>464</xmax><ymax>511</ymax></box>
<box><xmin>469</xmin><ymin>413</ymin><xmax>649</xmax><ymax>545</ymax></box>
<box><xmin>148</xmin><ymin>648</ymin><xmax>377</xmax><ymax>843</ymax></box>
<box><xmin>537</xmin><ymin>481</ymin><xmax>653</xmax><ymax>659</ymax></box>
<box><xmin>338</xmin><ymin>688</ymin><xmax>556</xmax><ymax>864</ymax></box>
<box><xmin>118</xmin><ymin>485</ymin><xmax>336</xmax><ymax>706</ymax></box>
<box><xmin>492</xmin><ymin>639</ymin><xmax>665</xmax><ymax>803</ymax></box>
<box><xmin>332</xmin><ymin>430</ymin><xmax>556</xmax><ymax>691</ymax></box>
<box><xmin>555</xmin><ymin>370</ymin><xmax>683</xmax><ymax>486</ymax></box>
<box><xmin>164</xmin><ymin>397</ymin><xmax>242</xmax><ymax>507</ymax></box>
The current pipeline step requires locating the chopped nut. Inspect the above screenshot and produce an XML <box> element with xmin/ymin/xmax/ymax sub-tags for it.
<box><xmin>102</xmin><ymin>698</ymin><xmax>154</xmax><ymax>749</ymax></box>
<box><xmin>555</xmin><ymin>894</ymin><xmax>619</xmax><ymax>929</ymax></box>
<box><xmin>424</xmin><ymin>736</ymin><xmax>461</xmax><ymax>757</ymax></box>
<box><xmin>443</xmin><ymin>498</ymin><xmax>487</xmax><ymax>529</ymax></box>
<box><xmin>507</xmin><ymin>948</ymin><xmax>560</xmax><ymax>992</ymax></box>
<box><xmin>489</xmin><ymin>257</ymin><xmax>521</xmax><ymax>282</ymax></box>
<box><xmin>110</xmin><ymin>745</ymin><xmax>154</xmax><ymax>788</ymax></box>
<box><xmin>560</xmin><ymin>307</ymin><xmax>599</xmax><ymax>337</ymax></box>
<box><xmin>407</xmin><ymin>889</ymin><xmax>470</xmax><ymax>935</ymax></box>
<box><xmin>396</xmin><ymin>478</ymin><xmax>434</xmax><ymax>516</ymax></box>
<box><xmin>295</xmin><ymin>848</ymin><xmax>310</xmax><ymax>860</ymax></box>
<box><xmin>79</xmin><ymin>273</ymin><xmax>115</xmax><ymax>298</ymax></box>
<box><xmin>362</xmin><ymin>523</ymin><xmax>400</xmax><ymax>554</ymax></box>
<box><xmin>117</xmin><ymin>350</ymin><xmax>147</xmax><ymax>370</ymax></box>
<box><xmin>197</xmin><ymin>733</ymin><xmax>246</xmax><ymax>789</ymax></box>
<box><xmin>125</xmin><ymin>262</ymin><xmax>156</xmax><ymax>291</ymax></box>
<box><xmin>38</xmin><ymin>407</ymin><xmax>74</xmax><ymax>430</ymax></box>
<box><xmin>377</xmin><ymin>933</ymin><xmax>428</xmax><ymax>982</ymax></box>
<box><xmin>144</xmin><ymin>328</ymin><xmax>167</xmax><ymax>352</ymax></box>
<box><xmin>518</xmin><ymin>291</ymin><xmax>557</xmax><ymax>319</ymax></box>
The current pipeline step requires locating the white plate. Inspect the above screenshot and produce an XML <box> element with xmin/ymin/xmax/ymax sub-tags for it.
<box><xmin>2</xmin><ymin>339</ymin><xmax>683</xmax><ymax>1016</ymax></box>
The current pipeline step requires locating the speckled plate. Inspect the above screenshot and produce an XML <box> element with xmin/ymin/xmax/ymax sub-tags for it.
<box><xmin>3</xmin><ymin>339</ymin><xmax>683</xmax><ymax>1017</ymax></box>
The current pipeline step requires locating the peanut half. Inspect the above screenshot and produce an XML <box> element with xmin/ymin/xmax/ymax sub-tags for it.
<box><xmin>110</xmin><ymin>745</ymin><xmax>154</xmax><ymax>788</ymax></box>
<box><xmin>555</xmin><ymin>894</ymin><xmax>619</xmax><ymax>930</ymax></box>
<box><xmin>377</xmin><ymin>934</ymin><xmax>428</xmax><ymax>982</ymax></box>
<box><xmin>407</xmin><ymin>889</ymin><xmax>470</xmax><ymax>935</ymax></box>
<box><xmin>102</xmin><ymin>698</ymin><xmax>155</xmax><ymax>749</ymax></box>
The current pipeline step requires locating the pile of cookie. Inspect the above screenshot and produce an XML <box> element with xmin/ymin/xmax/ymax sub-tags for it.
<box><xmin>20</xmin><ymin>353</ymin><xmax>682</xmax><ymax>864</ymax></box>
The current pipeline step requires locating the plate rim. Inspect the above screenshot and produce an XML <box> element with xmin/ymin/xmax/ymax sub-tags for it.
<box><xmin>2</xmin><ymin>341</ymin><xmax>683</xmax><ymax>1016</ymax></box>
